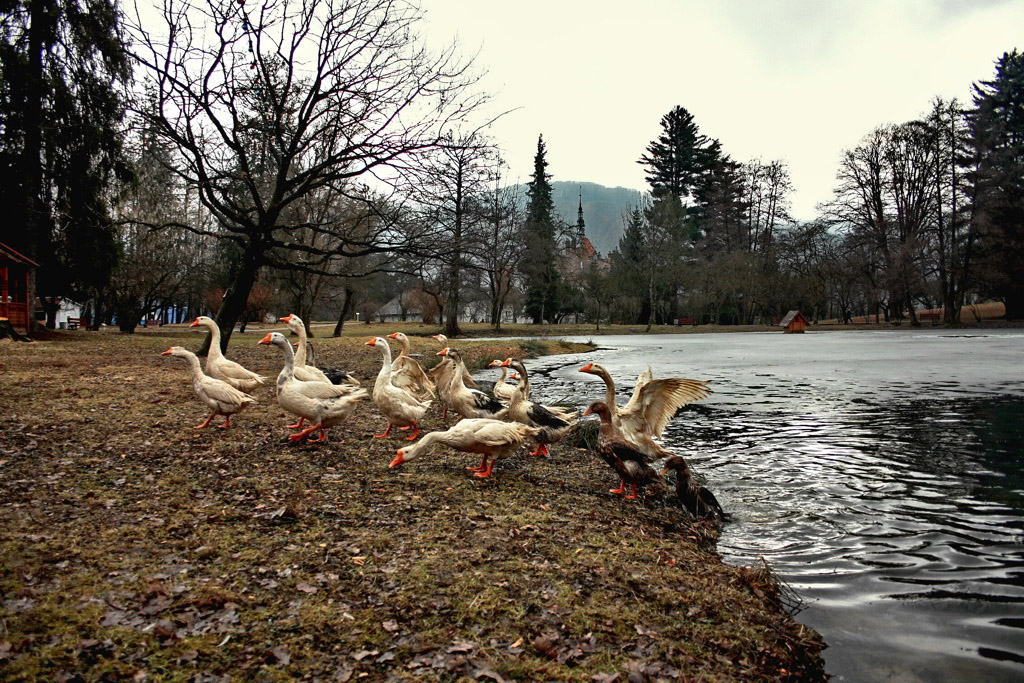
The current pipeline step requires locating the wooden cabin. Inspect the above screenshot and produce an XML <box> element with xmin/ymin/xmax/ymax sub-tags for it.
<box><xmin>779</xmin><ymin>310</ymin><xmax>807</xmax><ymax>334</ymax></box>
<box><xmin>0</xmin><ymin>241</ymin><xmax>38</xmax><ymax>334</ymax></box>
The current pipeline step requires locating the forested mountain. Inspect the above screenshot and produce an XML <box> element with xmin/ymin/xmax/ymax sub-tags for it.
<box><xmin>516</xmin><ymin>181</ymin><xmax>643</xmax><ymax>255</ymax></box>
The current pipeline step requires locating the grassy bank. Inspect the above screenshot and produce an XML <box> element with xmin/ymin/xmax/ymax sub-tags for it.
<box><xmin>0</xmin><ymin>327</ymin><xmax>824</xmax><ymax>680</ymax></box>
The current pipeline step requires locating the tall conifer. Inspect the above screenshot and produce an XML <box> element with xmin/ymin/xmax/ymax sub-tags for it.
<box><xmin>969</xmin><ymin>50</ymin><xmax>1024</xmax><ymax>318</ymax></box>
<box><xmin>521</xmin><ymin>135</ymin><xmax>563</xmax><ymax>323</ymax></box>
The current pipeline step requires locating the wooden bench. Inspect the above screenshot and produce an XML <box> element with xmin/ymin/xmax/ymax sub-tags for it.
<box><xmin>143</xmin><ymin>318</ymin><xmax>162</xmax><ymax>327</ymax></box>
<box><xmin>66</xmin><ymin>317</ymin><xmax>87</xmax><ymax>330</ymax></box>
<box><xmin>675</xmin><ymin>317</ymin><xmax>697</xmax><ymax>326</ymax></box>
<box><xmin>918</xmin><ymin>312</ymin><xmax>941</xmax><ymax>325</ymax></box>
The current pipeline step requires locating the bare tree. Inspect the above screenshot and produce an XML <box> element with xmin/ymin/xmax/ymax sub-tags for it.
<box><xmin>479</xmin><ymin>163</ymin><xmax>523</xmax><ymax>329</ymax></box>
<box><xmin>127</xmin><ymin>0</ymin><xmax>486</xmax><ymax>348</ymax></box>
<box><xmin>742</xmin><ymin>159</ymin><xmax>793</xmax><ymax>253</ymax></box>
<box><xmin>822</xmin><ymin>124</ymin><xmax>936</xmax><ymax>322</ymax></box>
<box><xmin>409</xmin><ymin>130</ymin><xmax>496</xmax><ymax>337</ymax></box>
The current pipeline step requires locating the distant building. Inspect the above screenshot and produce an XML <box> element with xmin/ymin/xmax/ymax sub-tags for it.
<box><xmin>563</xmin><ymin>190</ymin><xmax>609</xmax><ymax>279</ymax></box>
<box><xmin>0</xmin><ymin>241</ymin><xmax>38</xmax><ymax>334</ymax></box>
<box><xmin>779</xmin><ymin>310</ymin><xmax>808</xmax><ymax>333</ymax></box>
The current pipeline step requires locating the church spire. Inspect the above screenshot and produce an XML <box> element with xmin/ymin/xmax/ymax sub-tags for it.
<box><xmin>576</xmin><ymin>188</ymin><xmax>586</xmax><ymax>247</ymax></box>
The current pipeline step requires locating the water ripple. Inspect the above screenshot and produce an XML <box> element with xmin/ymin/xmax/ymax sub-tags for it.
<box><xmin>519</xmin><ymin>332</ymin><xmax>1024</xmax><ymax>680</ymax></box>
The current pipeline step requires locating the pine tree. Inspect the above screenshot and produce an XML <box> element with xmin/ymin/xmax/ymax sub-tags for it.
<box><xmin>638</xmin><ymin>105</ymin><xmax>717</xmax><ymax>201</ymax></box>
<box><xmin>0</xmin><ymin>0</ymin><xmax>131</xmax><ymax>328</ymax></box>
<box><xmin>521</xmin><ymin>135</ymin><xmax>564</xmax><ymax>323</ymax></box>
<box><xmin>968</xmin><ymin>50</ymin><xmax>1024</xmax><ymax>319</ymax></box>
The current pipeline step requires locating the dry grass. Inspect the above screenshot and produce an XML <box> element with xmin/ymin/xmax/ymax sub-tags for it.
<box><xmin>0</xmin><ymin>326</ymin><xmax>824</xmax><ymax>681</ymax></box>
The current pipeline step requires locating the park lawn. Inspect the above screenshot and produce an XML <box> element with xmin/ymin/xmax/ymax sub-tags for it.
<box><xmin>0</xmin><ymin>327</ymin><xmax>824</xmax><ymax>681</ymax></box>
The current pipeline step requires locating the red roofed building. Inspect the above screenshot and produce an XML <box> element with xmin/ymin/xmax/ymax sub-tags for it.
<box><xmin>0</xmin><ymin>241</ymin><xmax>38</xmax><ymax>334</ymax></box>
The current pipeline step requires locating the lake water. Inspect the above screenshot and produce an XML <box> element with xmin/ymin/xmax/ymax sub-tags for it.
<box><xmin>506</xmin><ymin>330</ymin><xmax>1024</xmax><ymax>681</ymax></box>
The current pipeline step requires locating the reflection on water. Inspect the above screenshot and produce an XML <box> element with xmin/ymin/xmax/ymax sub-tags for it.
<box><xmin>517</xmin><ymin>331</ymin><xmax>1024</xmax><ymax>681</ymax></box>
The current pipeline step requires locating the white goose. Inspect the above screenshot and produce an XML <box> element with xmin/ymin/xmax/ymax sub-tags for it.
<box><xmin>386</xmin><ymin>332</ymin><xmax>435</xmax><ymax>401</ymax></box>
<box><xmin>366</xmin><ymin>336</ymin><xmax>432</xmax><ymax>440</ymax></box>
<box><xmin>488</xmin><ymin>360</ymin><xmax>518</xmax><ymax>403</ymax></box>
<box><xmin>280</xmin><ymin>314</ymin><xmax>333</xmax><ymax>384</ymax></box>
<box><xmin>161</xmin><ymin>346</ymin><xmax>256</xmax><ymax>429</ymax></box>
<box><xmin>280</xmin><ymin>313</ymin><xmax>359</xmax><ymax>430</ymax></box>
<box><xmin>258</xmin><ymin>332</ymin><xmax>367</xmax><ymax>442</ymax></box>
<box><xmin>189</xmin><ymin>316</ymin><xmax>265</xmax><ymax>393</ymax></box>
<box><xmin>389</xmin><ymin>418</ymin><xmax>546</xmax><ymax>479</ymax></box>
<box><xmin>436</xmin><ymin>348</ymin><xmax>505</xmax><ymax>420</ymax></box>
<box><xmin>499</xmin><ymin>358</ymin><xmax>576</xmax><ymax>456</ymax></box>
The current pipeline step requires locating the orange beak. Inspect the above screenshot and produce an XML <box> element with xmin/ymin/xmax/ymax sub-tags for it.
<box><xmin>257</xmin><ymin>333</ymin><xmax>274</xmax><ymax>345</ymax></box>
<box><xmin>366</xmin><ymin>337</ymin><xmax>377</xmax><ymax>346</ymax></box>
<box><xmin>432</xmin><ymin>334</ymin><xmax>442</xmax><ymax>341</ymax></box>
<box><xmin>499</xmin><ymin>358</ymin><xmax>511</xmax><ymax>367</ymax></box>
<box><xmin>582</xmin><ymin>406</ymin><xmax>593</xmax><ymax>416</ymax></box>
<box><xmin>280</xmin><ymin>314</ymin><xmax>293</xmax><ymax>323</ymax></box>
<box><xmin>510</xmin><ymin>373</ymin><xmax>519</xmax><ymax>380</ymax></box>
<box><xmin>160</xmin><ymin>348</ymin><xmax>173</xmax><ymax>356</ymax></box>
<box><xmin>436</xmin><ymin>348</ymin><xmax>450</xmax><ymax>356</ymax></box>
<box><xmin>579</xmin><ymin>363</ymin><xmax>594</xmax><ymax>372</ymax></box>
<box><xmin>488</xmin><ymin>360</ymin><xmax>501</xmax><ymax>367</ymax></box>
<box><xmin>189</xmin><ymin>318</ymin><xmax>200</xmax><ymax>327</ymax></box>
<box><xmin>387</xmin><ymin>333</ymin><xmax>399</xmax><ymax>339</ymax></box>
<box><xmin>389</xmin><ymin>451</ymin><xmax>405</xmax><ymax>468</ymax></box>
<box><xmin>659</xmin><ymin>466</ymin><xmax>670</xmax><ymax>476</ymax></box>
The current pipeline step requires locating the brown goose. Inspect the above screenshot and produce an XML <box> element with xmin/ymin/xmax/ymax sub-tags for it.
<box><xmin>579</xmin><ymin>362</ymin><xmax>710</xmax><ymax>458</ymax></box>
<box><xmin>582</xmin><ymin>401</ymin><xmax>667</xmax><ymax>500</ymax></box>
<box><xmin>661</xmin><ymin>455</ymin><xmax>726</xmax><ymax>521</ymax></box>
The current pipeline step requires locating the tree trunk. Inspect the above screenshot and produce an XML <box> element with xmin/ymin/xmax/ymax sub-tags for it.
<box><xmin>202</xmin><ymin>248</ymin><xmax>261</xmax><ymax>354</ymax></box>
<box><xmin>0</xmin><ymin>319</ymin><xmax>32</xmax><ymax>342</ymax></box>
<box><xmin>116</xmin><ymin>302</ymin><xmax>139</xmax><ymax>333</ymax></box>
<box><xmin>23</xmin><ymin>0</ymin><xmax>49</xmax><ymax>335</ymax></box>
<box><xmin>332</xmin><ymin>285</ymin><xmax>355</xmax><ymax>337</ymax></box>
<box><xmin>41</xmin><ymin>297</ymin><xmax>60</xmax><ymax>329</ymax></box>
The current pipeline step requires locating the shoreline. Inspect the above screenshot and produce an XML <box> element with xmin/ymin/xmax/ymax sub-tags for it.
<box><xmin>0</xmin><ymin>328</ymin><xmax>825</xmax><ymax>679</ymax></box>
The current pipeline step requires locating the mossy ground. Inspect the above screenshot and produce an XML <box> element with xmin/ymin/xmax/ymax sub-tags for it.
<box><xmin>0</xmin><ymin>324</ymin><xmax>824</xmax><ymax>681</ymax></box>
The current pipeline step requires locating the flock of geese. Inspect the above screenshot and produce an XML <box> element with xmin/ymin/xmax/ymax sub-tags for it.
<box><xmin>161</xmin><ymin>315</ymin><xmax>724</xmax><ymax>519</ymax></box>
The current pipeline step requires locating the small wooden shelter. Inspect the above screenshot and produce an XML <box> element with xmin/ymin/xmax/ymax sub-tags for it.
<box><xmin>0</xmin><ymin>241</ymin><xmax>38</xmax><ymax>334</ymax></box>
<box><xmin>779</xmin><ymin>310</ymin><xmax>807</xmax><ymax>334</ymax></box>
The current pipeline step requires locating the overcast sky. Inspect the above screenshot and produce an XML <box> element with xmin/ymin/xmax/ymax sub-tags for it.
<box><xmin>420</xmin><ymin>0</ymin><xmax>1024</xmax><ymax>220</ymax></box>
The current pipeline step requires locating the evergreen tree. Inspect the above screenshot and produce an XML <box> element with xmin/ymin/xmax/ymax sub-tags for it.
<box><xmin>0</xmin><ymin>0</ymin><xmax>131</xmax><ymax>328</ymax></box>
<box><xmin>638</xmin><ymin>105</ymin><xmax>717</xmax><ymax>201</ymax></box>
<box><xmin>968</xmin><ymin>50</ymin><xmax>1024</xmax><ymax>319</ymax></box>
<box><xmin>696</xmin><ymin>152</ymin><xmax>750</xmax><ymax>255</ymax></box>
<box><xmin>521</xmin><ymin>135</ymin><xmax>564</xmax><ymax>323</ymax></box>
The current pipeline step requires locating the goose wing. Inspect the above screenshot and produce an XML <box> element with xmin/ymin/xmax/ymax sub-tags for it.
<box><xmin>296</xmin><ymin>379</ymin><xmax>362</xmax><ymax>400</ymax></box>
<box><xmin>460</xmin><ymin>363</ymin><xmax>478</xmax><ymax>388</ymax></box>
<box><xmin>472</xmin><ymin>420</ymin><xmax>532</xmax><ymax>447</ymax></box>
<box><xmin>214</xmin><ymin>357</ymin><xmax>265</xmax><ymax>383</ymax></box>
<box><xmin>609</xmin><ymin>435</ymin><xmax>654</xmax><ymax>465</ymax></box>
<box><xmin>621</xmin><ymin>366</ymin><xmax>654</xmax><ymax>413</ymax></box>
<box><xmin>199</xmin><ymin>376</ymin><xmax>256</xmax><ymax>411</ymax></box>
<box><xmin>621</xmin><ymin>377</ymin><xmax>711</xmax><ymax>439</ymax></box>
<box><xmin>471</xmin><ymin>389</ymin><xmax>504</xmax><ymax>414</ymax></box>
<box><xmin>394</xmin><ymin>357</ymin><xmax>436</xmax><ymax>395</ymax></box>
<box><xmin>294</xmin><ymin>364</ymin><xmax>332</xmax><ymax>384</ymax></box>
<box><xmin>527</xmin><ymin>402</ymin><xmax>572</xmax><ymax>429</ymax></box>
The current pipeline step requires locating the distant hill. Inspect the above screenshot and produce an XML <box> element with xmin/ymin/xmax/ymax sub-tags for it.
<box><xmin>516</xmin><ymin>181</ymin><xmax>644</xmax><ymax>256</ymax></box>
